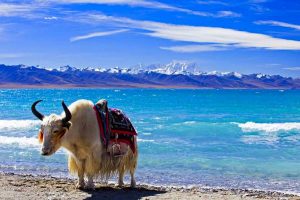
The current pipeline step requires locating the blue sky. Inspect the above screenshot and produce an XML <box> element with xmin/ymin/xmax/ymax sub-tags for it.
<box><xmin>0</xmin><ymin>0</ymin><xmax>300</xmax><ymax>76</ymax></box>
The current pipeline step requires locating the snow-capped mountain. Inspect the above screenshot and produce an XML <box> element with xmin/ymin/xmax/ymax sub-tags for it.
<box><xmin>0</xmin><ymin>63</ymin><xmax>299</xmax><ymax>88</ymax></box>
<box><xmin>58</xmin><ymin>65</ymin><xmax>77</xmax><ymax>72</ymax></box>
<box><xmin>135</xmin><ymin>61</ymin><xmax>202</xmax><ymax>75</ymax></box>
<box><xmin>48</xmin><ymin>61</ymin><xmax>239</xmax><ymax>77</ymax></box>
<box><xmin>202</xmin><ymin>71</ymin><xmax>243</xmax><ymax>78</ymax></box>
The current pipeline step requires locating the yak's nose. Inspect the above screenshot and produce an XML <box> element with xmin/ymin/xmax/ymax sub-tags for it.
<box><xmin>41</xmin><ymin>148</ymin><xmax>50</xmax><ymax>156</ymax></box>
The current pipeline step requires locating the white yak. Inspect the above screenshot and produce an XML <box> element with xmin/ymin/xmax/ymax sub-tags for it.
<box><xmin>31</xmin><ymin>99</ymin><xmax>138</xmax><ymax>189</ymax></box>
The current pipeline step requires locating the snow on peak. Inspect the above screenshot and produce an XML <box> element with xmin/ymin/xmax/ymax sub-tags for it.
<box><xmin>204</xmin><ymin>71</ymin><xmax>242</xmax><ymax>78</ymax></box>
<box><xmin>39</xmin><ymin>62</ymin><xmax>244</xmax><ymax>78</ymax></box>
<box><xmin>233</xmin><ymin>72</ymin><xmax>243</xmax><ymax>78</ymax></box>
<box><xmin>225</xmin><ymin>72</ymin><xmax>243</xmax><ymax>78</ymax></box>
<box><xmin>256</xmin><ymin>73</ymin><xmax>271</xmax><ymax>79</ymax></box>
<box><xmin>133</xmin><ymin>61</ymin><xmax>202</xmax><ymax>75</ymax></box>
<box><xmin>59</xmin><ymin>65</ymin><xmax>77</xmax><ymax>72</ymax></box>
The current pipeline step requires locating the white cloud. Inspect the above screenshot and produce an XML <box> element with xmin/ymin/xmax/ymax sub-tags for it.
<box><xmin>197</xmin><ymin>1</ymin><xmax>227</xmax><ymax>5</ymax></box>
<box><xmin>0</xmin><ymin>3</ymin><xmax>36</xmax><ymax>17</ymax></box>
<box><xmin>88</xmin><ymin>14</ymin><xmax>300</xmax><ymax>51</ymax></box>
<box><xmin>283</xmin><ymin>67</ymin><xmax>300</xmax><ymax>71</ymax></box>
<box><xmin>44</xmin><ymin>16</ymin><xmax>58</xmax><ymax>20</ymax></box>
<box><xmin>265</xmin><ymin>63</ymin><xmax>281</xmax><ymax>66</ymax></box>
<box><xmin>0</xmin><ymin>2</ymin><xmax>49</xmax><ymax>18</ymax></box>
<box><xmin>160</xmin><ymin>44</ymin><xmax>231</xmax><ymax>52</ymax></box>
<box><xmin>70</xmin><ymin>29</ymin><xmax>128</xmax><ymax>42</ymax></box>
<box><xmin>0</xmin><ymin>53</ymin><xmax>24</xmax><ymax>58</ymax></box>
<box><xmin>249</xmin><ymin>0</ymin><xmax>269</xmax><ymax>3</ymax></box>
<box><xmin>0</xmin><ymin>1</ymin><xmax>241</xmax><ymax>19</ymax></box>
<box><xmin>45</xmin><ymin>0</ymin><xmax>240</xmax><ymax>18</ymax></box>
<box><xmin>255</xmin><ymin>20</ymin><xmax>300</xmax><ymax>31</ymax></box>
<box><xmin>216</xmin><ymin>11</ymin><xmax>241</xmax><ymax>17</ymax></box>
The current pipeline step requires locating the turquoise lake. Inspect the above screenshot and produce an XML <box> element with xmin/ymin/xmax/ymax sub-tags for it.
<box><xmin>0</xmin><ymin>89</ymin><xmax>299</xmax><ymax>193</ymax></box>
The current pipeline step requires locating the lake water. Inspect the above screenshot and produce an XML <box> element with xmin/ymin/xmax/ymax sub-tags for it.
<box><xmin>0</xmin><ymin>89</ymin><xmax>300</xmax><ymax>193</ymax></box>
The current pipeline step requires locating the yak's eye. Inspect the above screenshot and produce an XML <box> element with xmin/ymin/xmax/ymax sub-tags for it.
<box><xmin>53</xmin><ymin>130</ymin><xmax>59</xmax><ymax>134</ymax></box>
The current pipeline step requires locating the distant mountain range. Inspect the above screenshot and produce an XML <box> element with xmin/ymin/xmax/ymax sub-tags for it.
<box><xmin>0</xmin><ymin>62</ymin><xmax>299</xmax><ymax>89</ymax></box>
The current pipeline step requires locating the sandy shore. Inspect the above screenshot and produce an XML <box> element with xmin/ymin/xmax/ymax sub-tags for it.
<box><xmin>0</xmin><ymin>173</ymin><xmax>299</xmax><ymax>200</ymax></box>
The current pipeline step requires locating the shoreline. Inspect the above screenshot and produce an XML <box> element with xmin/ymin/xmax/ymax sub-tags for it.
<box><xmin>0</xmin><ymin>173</ymin><xmax>299</xmax><ymax>200</ymax></box>
<box><xmin>0</xmin><ymin>84</ymin><xmax>298</xmax><ymax>90</ymax></box>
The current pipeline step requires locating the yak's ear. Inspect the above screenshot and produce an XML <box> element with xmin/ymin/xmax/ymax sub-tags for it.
<box><xmin>38</xmin><ymin>131</ymin><xmax>43</xmax><ymax>143</ymax></box>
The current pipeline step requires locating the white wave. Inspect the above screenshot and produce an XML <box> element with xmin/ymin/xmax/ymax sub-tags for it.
<box><xmin>141</xmin><ymin>132</ymin><xmax>152</xmax><ymax>136</ymax></box>
<box><xmin>183</xmin><ymin>121</ymin><xmax>197</xmax><ymax>125</ymax></box>
<box><xmin>241</xmin><ymin>134</ymin><xmax>279</xmax><ymax>145</ymax></box>
<box><xmin>235</xmin><ymin>122</ymin><xmax>300</xmax><ymax>133</ymax></box>
<box><xmin>137</xmin><ymin>138</ymin><xmax>155</xmax><ymax>143</ymax></box>
<box><xmin>0</xmin><ymin>135</ymin><xmax>155</xmax><ymax>151</ymax></box>
<box><xmin>0</xmin><ymin>120</ymin><xmax>40</xmax><ymax>131</ymax></box>
<box><xmin>173</xmin><ymin>121</ymin><xmax>198</xmax><ymax>126</ymax></box>
<box><xmin>0</xmin><ymin>135</ymin><xmax>39</xmax><ymax>148</ymax></box>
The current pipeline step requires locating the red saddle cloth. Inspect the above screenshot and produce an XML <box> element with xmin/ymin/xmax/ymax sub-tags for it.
<box><xmin>93</xmin><ymin>105</ymin><xmax>137</xmax><ymax>156</ymax></box>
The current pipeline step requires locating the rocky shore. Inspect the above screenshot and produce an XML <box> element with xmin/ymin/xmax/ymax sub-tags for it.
<box><xmin>0</xmin><ymin>173</ymin><xmax>299</xmax><ymax>200</ymax></box>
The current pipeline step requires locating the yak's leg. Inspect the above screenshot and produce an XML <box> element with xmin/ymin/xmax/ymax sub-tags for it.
<box><xmin>102</xmin><ymin>179</ymin><xmax>108</xmax><ymax>185</ymax></box>
<box><xmin>118</xmin><ymin>166</ymin><xmax>125</xmax><ymax>187</ymax></box>
<box><xmin>86</xmin><ymin>175</ymin><xmax>95</xmax><ymax>190</ymax></box>
<box><xmin>130</xmin><ymin>168</ymin><xmax>136</xmax><ymax>188</ymax></box>
<box><xmin>76</xmin><ymin>159</ymin><xmax>85</xmax><ymax>189</ymax></box>
<box><xmin>84</xmin><ymin>157</ymin><xmax>95</xmax><ymax>190</ymax></box>
<box><xmin>130</xmin><ymin>154</ymin><xmax>137</xmax><ymax>188</ymax></box>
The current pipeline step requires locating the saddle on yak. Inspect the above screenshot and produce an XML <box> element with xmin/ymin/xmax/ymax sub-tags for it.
<box><xmin>93</xmin><ymin>99</ymin><xmax>137</xmax><ymax>157</ymax></box>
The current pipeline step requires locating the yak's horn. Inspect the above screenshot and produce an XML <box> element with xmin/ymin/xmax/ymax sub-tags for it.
<box><xmin>31</xmin><ymin>100</ymin><xmax>44</xmax><ymax>121</ymax></box>
<box><xmin>61</xmin><ymin>101</ymin><xmax>72</xmax><ymax>125</ymax></box>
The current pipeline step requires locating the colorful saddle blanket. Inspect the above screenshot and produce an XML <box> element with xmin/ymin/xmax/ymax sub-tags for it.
<box><xmin>93</xmin><ymin>100</ymin><xmax>137</xmax><ymax>156</ymax></box>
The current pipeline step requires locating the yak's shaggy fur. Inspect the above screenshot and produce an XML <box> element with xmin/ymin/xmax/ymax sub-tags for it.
<box><xmin>39</xmin><ymin>100</ymin><xmax>138</xmax><ymax>189</ymax></box>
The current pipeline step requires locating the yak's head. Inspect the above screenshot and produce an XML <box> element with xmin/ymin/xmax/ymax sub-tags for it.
<box><xmin>31</xmin><ymin>100</ymin><xmax>72</xmax><ymax>156</ymax></box>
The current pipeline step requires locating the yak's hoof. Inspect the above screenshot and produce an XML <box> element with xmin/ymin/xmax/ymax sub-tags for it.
<box><xmin>130</xmin><ymin>180</ymin><xmax>136</xmax><ymax>188</ymax></box>
<box><xmin>76</xmin><ymin>182</ymin><xmax>85</xmax><ymax>190</ymax></box>
<box><xmin>85</xmin><ymin>182</ymin><xmax>95</xmax><ymax>190</ymax></box>
<box><xmin>118</xmin><ymin>181</ymin><xmax>124</xmax><ymax>187</ymax></box>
